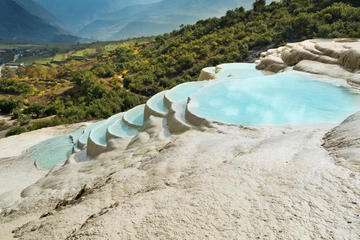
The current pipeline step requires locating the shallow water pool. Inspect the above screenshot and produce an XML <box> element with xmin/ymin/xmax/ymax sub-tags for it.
<box><xmin>29</xmin><ymin>135</ymin><xmax>74</xmax><ymax>170</ymax></box>
<box><xmin>123</xmin><ymin>104</ymin><xmax>145</xmax><ymax>127</ymax></box>
<box><xmin>108</xmin><ymin>119</ymin><xmax>138</xmax><ymax>138</ymax></box>
<box><xmin>166</xmin><ymin>81</ymin><xmax>207</xmax><ymax>103</ymax></box>
<box><xmin>188</xmin><ymin>71</ymin><xmax>360</xmax><ymax>126</ymax></box>
<box><xmin>147</xmin><ymin>91</ymin><xmax>168</xmax><ymax>115</ymax></box>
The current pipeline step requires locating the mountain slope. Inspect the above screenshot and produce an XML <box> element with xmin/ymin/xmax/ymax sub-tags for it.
<box><xmin>12</xmin><ymin>0</ymin><xmax>65</xmax><ymax>30</ymax></box>
<box><xmin>34</xmin><ymin>0</ymin><xmax>263</xmax><ymax>40</ymax></box>
<box><xmin>0</xmin><ymin>0</ymin><xmax>78</xmax><ymax>43</ymax></box>
<box><xmin>112</xmin><ymin>21</ymin><xmax>180</xmax><ymax>40</ymax></box>
<box><xmin>33</xmin><ymin>0</ymin><xmax>162</xmax><ymax>32</ymax></box>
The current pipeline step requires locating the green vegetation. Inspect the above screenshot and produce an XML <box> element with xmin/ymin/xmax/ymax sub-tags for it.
<box><xmin>0</xmin><ymin>98</ymin><xmax>21</xmax><ymax>114</ymax></box>
<box><xmin>0</xmin><ymin>78</ymin><xmax>32</xmax><ymax>94</ymax></box>
<box><xmin>5</xmin><ymin>126</ymin><xmax>26</xmax><ymax>137</ymax></box>
<box><xmin>1</xmin><ymin>0</ymin><xmax>360</xmax><ymax>136</ymax></box>
<box><xmin>0</xmin><ymin>120</ymin><xmax>6</xmax><ymax>131</ymax></box>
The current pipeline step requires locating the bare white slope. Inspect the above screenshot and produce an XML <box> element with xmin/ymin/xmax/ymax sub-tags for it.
<box><xmin>0</xmin><ymin>123</ymin><xmax>85</xmax><ymax>220</ymax></box>
<box><xmin>0</xmin><ymin>116</ymin><xmax>359</xmax><ymax>239</ymax></box>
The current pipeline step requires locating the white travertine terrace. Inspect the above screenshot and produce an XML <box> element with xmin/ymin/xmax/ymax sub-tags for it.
<box><xmin>69</xmin><ymin>46</ymin><xmax>360</xmax><ymax>157</ymax></box>
<box><xmin>198</xmin><ymin>66</ymin><xmax>217</xmax><ymax>81</ymax></box>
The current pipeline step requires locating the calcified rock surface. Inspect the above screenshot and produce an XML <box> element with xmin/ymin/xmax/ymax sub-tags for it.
<box><xmin>0</xmin><ymin>115</ymin><xmax>359</xmax><ymax>239</ymax></box>
<box><xmin>323</xmin><ymin>113</ymin><xmax>360</xmax><ymax>171</ymax></box>
<box><xmin>256</xmin><ymin>39</ymin><xmax>360</xmax><ymax>86</ymax></box>
<box><xmin>0</xmin><ymin>123</ymin><xmax>86</xmax><ymax>216</ymax></box>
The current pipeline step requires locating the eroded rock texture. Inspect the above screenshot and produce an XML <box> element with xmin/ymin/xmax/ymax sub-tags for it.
<box><xmin>256</xmin><ymin>39</ymin><xmax>360</xmax><ymax>86</ymax></box>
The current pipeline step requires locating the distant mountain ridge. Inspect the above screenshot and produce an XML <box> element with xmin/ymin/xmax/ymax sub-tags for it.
<box><xmin>34</xmin><ymin>0</ymin><xmax>265</xmax><ymax>41</ymax></box>
<box><xmin>33</xmin><ymin>0</ymin><xmax>162</xmax><ymax>32</ymax></box>
<box><xmin>100</xmin><ymin>0</ymin><xmax>257</xmax><ymax>40</ymax></box>
<box><xmin>0</xmin><ymin>0</ymin><xmax>79</xmax><ymax>43</ymax></box>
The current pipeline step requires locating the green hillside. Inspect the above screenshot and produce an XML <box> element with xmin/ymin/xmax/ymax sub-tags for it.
<box><xmin>1</xmin><ymin>0</ymin><xmax>360</xmax><ymax>136</ymax></box>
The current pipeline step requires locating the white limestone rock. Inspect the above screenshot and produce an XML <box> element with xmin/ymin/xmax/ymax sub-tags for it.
<box><xmin>256</xmin><ymin>55</ymin><xmax>286</xmax><ymax>73</ymax></box>
<box><xmin>281</xmin><ymin>46</ymin><xmax>319</xmax><ymax>66</ymax></box>
<box><xmin>256</xmin><ymin>39</ymin><xmax>360</xmax><ymax>87</ymax></box>
<box><xmin>323</xmin><ymin>112</ymin><xmax>360</xmax><ymax>171</ymax></box>
<box><xmin>293</xmin><ymin>60</ymin><xmax>353</xmax><ymax>79</ymax></box>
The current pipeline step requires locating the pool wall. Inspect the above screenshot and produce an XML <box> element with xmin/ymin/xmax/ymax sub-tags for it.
<box><xmin>87</xmin><ymin>136</ymin><xmax>107</xmax><ymax>157</ymax></box>
<box><xmin>167</xmin><ymin>100</ymin><xmax>193</xmax><ymax>134</ymax></box>
<box><xmin>185</xmin><ymin>99</ymin><xmax>211</xmax><ymax>127</ymax></box>
<box><xmin>78</xmin><ymin>121</ymin><xmax>104</xmax><ymax>149</ymax></box>
<box><xmin>198</xmin><ymin>67</ymin><xmax>217</xmax><ymax>81</ymax></box>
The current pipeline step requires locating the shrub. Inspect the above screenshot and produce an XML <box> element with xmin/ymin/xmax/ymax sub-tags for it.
<box><xmin>0</xmin><ymin>120</ymin><xmax>6</xmax><ymax>131</ymax></box>
<box><xmin>0</xmin><ymin>98</ymin><xmax>21</xmax><ymax>114</ymax></box>
<box><xmin>23</xmin><ymin>103</ymin><xmax>45</xmax><ymax>118</ymax></box>
<box><xmin>18</xmin><ymin>114</ymin><xmax>31</xmax><ymax>126</ymax></box>
<box><xmin>27</xmin><ymin>119</ymin><xmax>56</xmax><ymax>131</ymax></box>
<box><xmin>177</xmin><ymin>55</ymin><xmax>195</xmax><ymax>71</ymax></box>
<box><xmin>6</xmin><ymin>127</ymin><xmax>26</xmax><ymax>137</ymax></box>
<box><xmin>0</xmin><ymin>79</ymin><xmax>32</xmax><ymax>94</ymax></box>
<box><xmin>92</xmin><ymin>64</ymin><xmax>115</xmax><ymax>78</ymax></box>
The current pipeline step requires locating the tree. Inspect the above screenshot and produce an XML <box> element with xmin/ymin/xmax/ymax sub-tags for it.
<box><xmin>253</xmin><ymin>0</ymin><xmax>266</xmax><ymax>11</ymax></box>
<box><xmin>71</xmin><ymin>70</ymin><xmax>106</xmax><ymax>100</ymax></box>
<box><xmin>177</xmin><ymin>55</ymin><xmax>195</xmax><ymax>71</ymax></box>
<box><xmin>91</xmin><ymin>64</ymin><xmax>115</xmax><ymax>78</ymax></box>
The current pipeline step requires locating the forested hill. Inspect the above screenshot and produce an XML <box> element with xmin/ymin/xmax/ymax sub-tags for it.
<box><xmin>1</xmin><ymin>0</ymin><xmax>360</xmax><ymax>136</ymax></box>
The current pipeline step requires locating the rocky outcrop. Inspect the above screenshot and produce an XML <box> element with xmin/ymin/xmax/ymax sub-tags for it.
<box><xmin>256</xmin><ymin>39</ymin><xmax>360</xmax><ymax>86</ymax></box>
<box><xmin>323</xmin><ymin>112</ymin><xmax>360</xmax><ymax>171</ymax></box>
<box><xmin>198</xmin><ymin>67</ymin><xmax>216</xmax><ymax>81</ymax></box>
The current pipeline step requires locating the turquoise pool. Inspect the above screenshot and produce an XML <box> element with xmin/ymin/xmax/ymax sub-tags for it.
<box><xmin>147</xmin><ymin>91</ymin><xmax>168</xmax><ymax>115</ymax></box>
<box><xmin>188</xmin><ymin>71</ymin><xmax>360</xmax><ymax>126</ymax></box>
<box><xmin>78</xmin><ymin>120</ymin><xmax>105</xmax><ymax>147</ymax></box>
<box><xmin>30</xmin><ymin>135</ymin><xmax>74</xmax><ymax>170</ymax></box>
<box><xmin>123</xmin><ymin>104</ymin><xmax>145</xmax><ymax>127</ymax></box>
<box><xmin>166</xmin><ymin>82</ymin><xmax>207</xmax><ymax>103</ymax></box>
<box><xmin>90</xmin><ymin>113</ymin><xmax>123</xmax><ymax>146</ymax></box>
<box><xmin>108</xmin><ymin>119</ymin><xmax>138</xmax><ymax>138</ymax></box>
